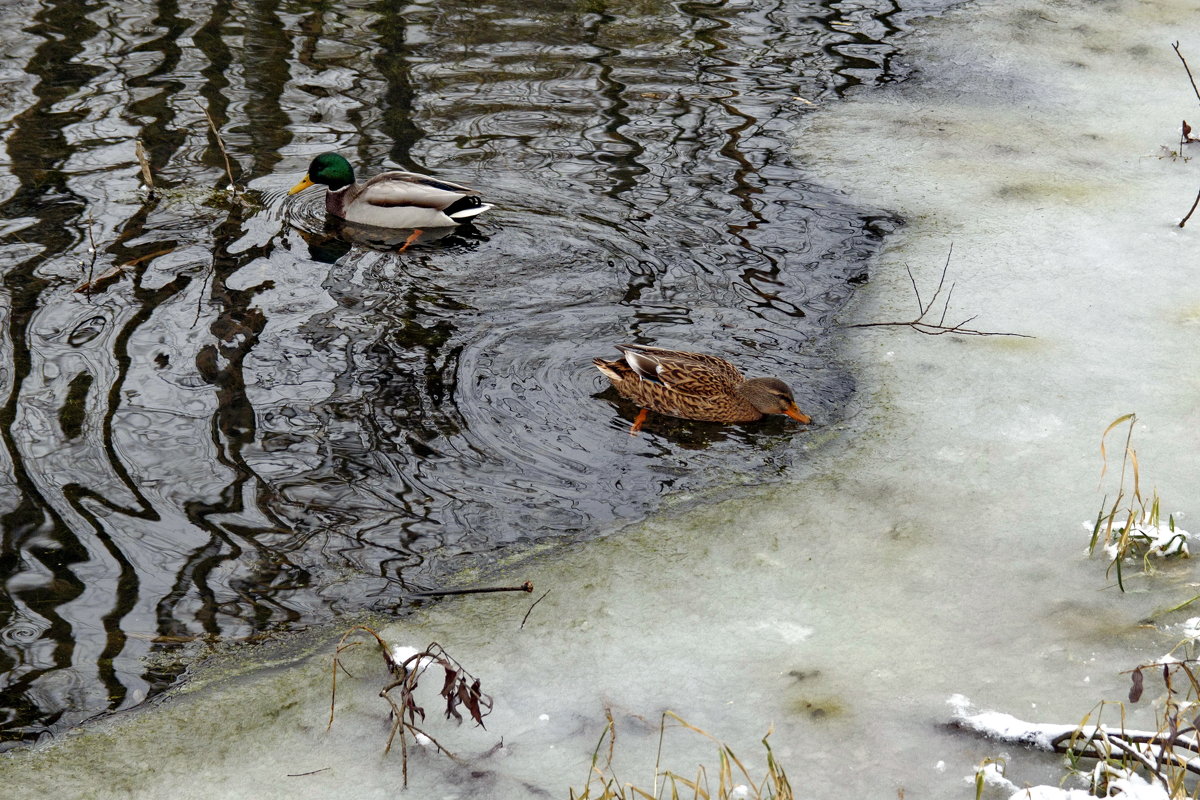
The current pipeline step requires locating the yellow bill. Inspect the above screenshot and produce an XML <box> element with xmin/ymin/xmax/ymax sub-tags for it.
<box><xmin>288</xmin><ymin>175</ymin><xmax>315</xmax><ymax>195</ymax></box>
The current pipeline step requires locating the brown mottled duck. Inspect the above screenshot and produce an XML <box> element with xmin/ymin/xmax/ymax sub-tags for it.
<box><xmin>593</xmin><ymin>344</ymin><xmax>812</xmax><ymax>434</ymax></box>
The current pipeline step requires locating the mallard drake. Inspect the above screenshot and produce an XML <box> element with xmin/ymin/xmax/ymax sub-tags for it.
<box><xmin>288</xmin><ymin>152</ymin><xmax>492</xmax><ymax>231</ymax></box>
<box><xmin>593</xmin><ymin>344</ymin><xmax>811</xmax><ymax>433</ymax></box>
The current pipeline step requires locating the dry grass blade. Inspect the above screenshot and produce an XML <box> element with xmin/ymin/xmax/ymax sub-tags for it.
<box><xmin>1098</xmin><ymin>412</ymin><xmax>1136</xmax><ymax>480</ymax></box>
<box><xmin>1089</xmin><ymin>414</ymin><xmax>1187</xmax><ymax>592</ymax></box>
<box><xmin>572</xmin><ymin>711</ymin><xmax>794</xmax><ymax>800</ymax></box>
<box><xmin>1160</xmin><ymin>594</ymin><xmax>1200</xmax><ymax>615</ymax></box>
<box><xmin>1129</xmin><ymin>449</ymin><xmax>1141</xmax><ymax>507</ymax></box>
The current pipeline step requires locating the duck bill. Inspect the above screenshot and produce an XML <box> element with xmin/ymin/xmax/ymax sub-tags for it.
<box><xmin>288</xmin><ymin>175</ymin><xmax>315</xmax><ymax>195</ymax></box>
<box><xmin>784</xmin><ymin>404</ymin><xmax>812</xmax><ymax>424</ymax></box>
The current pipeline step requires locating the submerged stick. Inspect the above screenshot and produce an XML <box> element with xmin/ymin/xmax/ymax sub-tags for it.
<box><xmin>192</xmin><ymin>99</ymin><xmax>240</xmax><ymax>198</ymax></box>
<box><xmin>134</xmin><ymin>139</ymin><xmax>155</xmax><ymax>197</ymax></box>
<box><xmin>80</xmin><ymin>215</ymin><xmax>99</xmax><ymax>293</ymax></box>
<box><xmin>75</xmin><ymin>246</ymin><xmax>176</xmax><ymax>295</ymax></box>
<box><xmin>409</xmin><ymin>581</ymin><xmax>533</xmax><ymax>598</ymax></box>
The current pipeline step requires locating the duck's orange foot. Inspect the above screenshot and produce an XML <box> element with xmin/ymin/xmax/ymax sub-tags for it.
<box><xmin>629</xmin><ymin>408</ymin><xmax>649</xmax><ymax>436</ymax></box>
<box><xmin>397</xmin><ymin>229</ymin><xmax>424</xmax><ymax>253</ymax></box>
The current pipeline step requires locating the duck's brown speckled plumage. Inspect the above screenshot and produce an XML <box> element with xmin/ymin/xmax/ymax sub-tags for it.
<box><xmin>593</xmin><ymin>344</ymin><xmax>812</xmax><ymax>425</ymax></box>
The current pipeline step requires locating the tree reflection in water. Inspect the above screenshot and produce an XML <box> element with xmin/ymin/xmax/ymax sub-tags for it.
<box><xmin>0</xmin><ymin>0</ymin><xmax>924</xmax><ymax>748</ymax></box>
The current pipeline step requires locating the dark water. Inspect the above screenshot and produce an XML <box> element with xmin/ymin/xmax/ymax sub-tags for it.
<box><xmin>0</xmin><ymin>0</ymin><xmax>939</xmax><ymax>748</ymax></box>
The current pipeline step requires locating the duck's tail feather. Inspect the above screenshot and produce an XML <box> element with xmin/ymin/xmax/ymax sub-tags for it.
<box><xmin>615</xmin><ymin>346</ymin><xmax>666</xmax><ymax>385</ymax></box>
<box><xmin>593</xmin><ymin>357</ymin><xmax>627</xmax><ymax>382</ymax></box>
<box><xmin>445</xmin><ymin>196</ymin><xmax>493</xmax><ymax>221</ymax></box>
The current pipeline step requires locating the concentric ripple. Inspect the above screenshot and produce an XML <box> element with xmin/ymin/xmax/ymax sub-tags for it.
<box><xmin>0</xmin><ymin>0</ymin><xmax>947</xmax><ymax>749</ymax></box>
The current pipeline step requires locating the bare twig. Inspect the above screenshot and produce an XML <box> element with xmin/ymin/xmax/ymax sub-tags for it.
<box><xmin>379</xmin><ymin>697</ymin><xmax>462</xmax><ymax>764</ymax></box>
<box><xmin>1180</xmin><ymin>187</ymin><xmax>1200</xmax><ymax>228</ymax></box>
<box><xmin>329</xmin><ymin>633</ymin><xmax>493</xmax><ymax>789</ymax></box>
<box><xmin>193</xmin><ymin>261</ymin><xmax>214</xmax><ymax>328</ymax></box>
<box><xmin>329</xmin><ymin>627</ymin><xmax>392</xmax><ymax>729</ymax></box>
<box><xmin>83</xmin><ymin>215</ymin><xmax>98</xmax><ymax>287</ymax></box>
<box><xmin>520</xmin><ymin>588</ymin><xmax>551</xmax><ymax>629</ymax></box>
<box><xmin>845</xmin><ymin>319</ymin><xmax>1027</xmax><ymax>336</ymax></box>
<box><xmin>1173</xmin><ymin>42</ymin><xmax>1200</xmax><ymax>106</ymax></box>
<box><xmin>929</xmin><ymin>243</ymin><xmax>953</xmax><ymax>312</ymax></box>
<box><xmin>906</xmin><ymin>264</ymin><xmax>924</xmax><ymax>316</ymax></box>
<box><xmin>845</xmin><ymin>244</ymin><xmax>1033</xmax><ymax>338</ymax></box>
<box><xmin>286</xmin><ymin>768</ymin><xmax>331</xmax><ymax>778</ymax></box>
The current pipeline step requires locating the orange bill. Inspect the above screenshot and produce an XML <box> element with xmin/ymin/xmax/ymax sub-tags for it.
<box><xmin>784</xmin><ymin>404</ymin><xmax>811</xmax><ymax>424</ymax></box>
<box><xmin>288</xmin><ymin>175</ymin><xmax>315</xmax><ymax>195</ymax></box>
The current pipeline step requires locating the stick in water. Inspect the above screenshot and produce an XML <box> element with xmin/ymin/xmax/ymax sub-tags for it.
<box><xmin>135</xmin><ymin>139</ymin><xmax>155</xmax><ymax>197</ymax></box>
<box><xmin>192</xmin><ymin>99</ymin><xmax>240</xmax><ymax>198</ymax></box>
<box><xmin>410</xmin><ymin>581</ymin><xmax>534</xmax><ymax>598</ymax></box>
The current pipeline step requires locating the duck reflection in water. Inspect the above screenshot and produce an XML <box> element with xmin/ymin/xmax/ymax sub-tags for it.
<box><xmin>296</xmin><ymin>219</ymin><xmax>465</xmax><ymax>263</ymax></box>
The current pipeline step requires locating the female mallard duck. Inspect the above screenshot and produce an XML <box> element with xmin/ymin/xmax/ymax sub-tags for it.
<box><xmin>593</xmin><ymin>344</ymin><xmax>811</xmax><ymax>433</ymax></box>
<box><xmin>288</xmin><ymin>152</ymin><xmax>492</xmax><ymax>231</ymax></box>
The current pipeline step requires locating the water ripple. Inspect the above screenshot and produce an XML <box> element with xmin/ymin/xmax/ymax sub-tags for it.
<box><xmin>0</xmin><ymin>0</ymin><xmax>943</xmax><ymax>748</ymax></box>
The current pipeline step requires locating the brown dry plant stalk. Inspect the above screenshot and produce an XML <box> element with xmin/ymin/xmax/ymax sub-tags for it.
<box><xmin>1178</xmin><ymin>187</ymin><xmax>1200</xmax><ymax>228</ymax></box>
<box><xmin>1170</xmin><ymin>42</ymin><xmax>1200</xmax><ymax>226</ymax></box>
<box><xmin>328</xmin><ymin>628</ymin><xmax>493</xmax><ymax>788</ymax></box>
<box><xmin>135</xmin><ymin>138</ymin><xmax>155</xmax><ymax>196</ymax></box>
<box><xmin>570</xmin><ymin>710</ymin><xmax>793</xmax><ymax>800</ymax></box>
<box><xmin>1089</xmin><ymin>414</ymin><xmax>1186</xmax><ymax>593</ymax></box>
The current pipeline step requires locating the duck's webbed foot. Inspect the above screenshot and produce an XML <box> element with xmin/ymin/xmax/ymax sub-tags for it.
<box><xmin>397</xmin><ymin>229</ymin><xmax>424</xmax><ymax>253</ymax></box>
